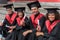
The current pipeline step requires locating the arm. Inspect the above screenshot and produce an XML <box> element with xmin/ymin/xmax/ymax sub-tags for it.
<box><xmin>15</xmin><ymin>23</ymin><xmax>22</xmax><ymax>30</ymax></box>
<box><xmin>47</xmin><ymin>26</ymin><xmax>60</xmax><ymax>40</ymax></box>
<box><xmin>43</xmin><ymin>24</ymin><xmax>60</xmax><ymax>40</ymax></box>
<box><xmin>39</xmin><ymin>16</ymin><xmax>46</xmax><ymax>31</ymax></box>
<box><xmin>28</xmin><ymin>18</ymin><xmax>36</xmax><ymax>33</ymax></box>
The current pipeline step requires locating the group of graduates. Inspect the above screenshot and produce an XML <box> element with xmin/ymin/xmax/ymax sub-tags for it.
<box><xmin>0</xmin><ymin>1</ymin><xmax>60</xmax><ymax>40</ymax></box>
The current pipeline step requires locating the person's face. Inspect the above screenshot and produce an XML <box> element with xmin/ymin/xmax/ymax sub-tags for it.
<box><xmin>18</xmin><ymin>12</ymin><xmax>23</xmax><ymax>18</ymax></box>
<box><xmin>31</xmin><ymin>7</ymin><xmax>38</xmax><ymax>15</ymax></box>
<box><xmin>48</xmin><ymin>13</ymin><xmax>55</xmax><ymax>21</ymax></box>
<box><xmin>6</xmin><ymin>8</ymin><xmax>12</xmax><ymax>15</ymax></box>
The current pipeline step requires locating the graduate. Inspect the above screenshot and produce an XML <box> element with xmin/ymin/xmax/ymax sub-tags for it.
<box><xmin>36</xmin><ymin>8</ymin><xmax>60</xmax><ymax>40</ymax></box>
<box><xmin>0</xmin><ymin>4</ymin><xmax>17</xmax><ymax>38</ymax></box>
<box><xmin>5</xmin><ymin>7</ymin><xmax>30</xmax><ymax>40</ymax></box>
<box><xmin>15</xmin><ymin>7</ymin><xmax>30</xmax><ymax>40</ymax></box>
<box><xmin>26</xmin><ymin>1</ymin><xmax>46</xmax><ymax>40</ymax></box>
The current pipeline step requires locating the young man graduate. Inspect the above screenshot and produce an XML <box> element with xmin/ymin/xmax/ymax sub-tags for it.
<box><xmin>0</xmin><ymin>4</ymin><xmax>17</xmax><ymax>38</ymax></box>
<box><xmin>36</xmin><ymin>8</ymin><xmax>60</xmax><ymax>40</ymax></box>
<box><xmin>26</xmin><ymin>1</ymin><xmax>46</xmax><ymax>40</ymax></box>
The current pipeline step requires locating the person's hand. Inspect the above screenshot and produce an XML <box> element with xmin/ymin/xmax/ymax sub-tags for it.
<box><xmin>11</xmin><ymin>26</ymin><xmax>16</xmax><ymax>29</ymax></box>
<box><xmin>36</xmin><ymin>32</ymin><xmax>44</xmax><ymax>37</ymax></box>
<box><xmin>23</xmin><ymin>30</ymin><xmax>32</xmax><ymax>36</ymax></box>
<box><xmin>8</xmin><ymin>26</ymin><xmax>16</xmax><ymax>29</ymax></box>
<box><xmin>0</xmin><ymin>22</ymin><xmax>3</xmax><ymax>26</ymax></box>
<box><xmin>27</xmin><ymin>30</ymin><xmax>32</xmax><ymax>33</ymax></box>
<box><xmin>8</xmin><ymin>26</ymin><xmax>12</xmax><ymax>29</ymax></box>
<box><xmin>8</xmin><ymin>30</ymin><xmax>13</xmax><ymax>33</ymax></box>
<box><xmin>23</xmin><ymin>31</ymin><xmax>29</xmax><ymax>36</ymax></box>
<box><xmin>20</xmin><ymin>20</ymin><xmax>25</xmax><ymax>26</ymax></box>
<box><xmin>36</xmin><ymin>25</ymin><xmax>41</xmax><ymax>32</ymax></box>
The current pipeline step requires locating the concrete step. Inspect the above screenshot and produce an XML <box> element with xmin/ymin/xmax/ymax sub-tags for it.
<box><xmin>0</xmin><ymin>1</ymin><xmax>60</xmax><ymax>22</ymax></box>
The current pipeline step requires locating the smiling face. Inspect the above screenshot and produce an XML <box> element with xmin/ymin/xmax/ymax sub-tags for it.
<box><xmin>18</xmin><ymin>12</ymin><xmax>24</xmax><ymax>18</ymax></box>
<box><xmin>6</xmin><ymin>8</ymin><xmax>12</xmax><ymax>15</ymax></box>
<box><xmin>31</xmin><ymin>7</ymin><xmax>39</xmax><ymax>15</ymax></box>
<box><xmin>48</xmin><ymin>13</ymin><xmax>55</xmax><ymax>21</ymax></box>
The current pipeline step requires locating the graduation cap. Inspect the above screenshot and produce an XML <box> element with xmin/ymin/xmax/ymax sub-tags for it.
<box><xmin>44</xmin><ymin>8</ymin><xmax>60</xmax><ymax>13</ymax></box>
<box><xmin>27</xmin><ymin>1</ymin><xmax>41</xmax><ymax>10</ymax></box>
<box><xmin>3</xmin><ymin>4</ymin><xmax>13</xmax><ymax>9</ymax></box>
<box><xmin>14</xmin><ymin>7</ymin><xmax>25</xmax><ymax>12</ymax></box>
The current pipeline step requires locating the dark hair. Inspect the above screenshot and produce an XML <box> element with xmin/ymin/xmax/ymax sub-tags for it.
<box><xmin>46</xmin><ymin>10</ymin><xmax>60</xmax><ymax>20</ymax></box>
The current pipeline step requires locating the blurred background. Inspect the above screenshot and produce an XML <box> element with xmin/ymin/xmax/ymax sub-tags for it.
<box><xmin>0</xmin><ymin>0</ymin><xmax>60</xmax><ymax>22</ymax></box>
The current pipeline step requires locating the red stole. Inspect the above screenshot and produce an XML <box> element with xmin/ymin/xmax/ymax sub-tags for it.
<box><xmin>30</xmin><ymin>13</ymin><xmax>44</xmax><ymax>28</ymax></box>
<box><xmin>5</xmin><ymin>12</ymin><xmax>17</xmax><ymax>24</ymax></box>
<box><xmin>16</xmin><ymin>16</ymin><xmax>25</xmax><ymax>26</ymax></box>
<box><xmin>45</xmin><ymin>20</ymin><xmax>59</xmax><ymax>34</ymax></box>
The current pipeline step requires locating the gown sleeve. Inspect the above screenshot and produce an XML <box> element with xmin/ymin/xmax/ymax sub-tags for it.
<box><xmin>16</xmin><ymin>17</ymin><xmax>29</xmax><ymax>30</ymax></box>
<box><xmin>2</xmin><ymin>19</ymin><xmax>9</xmax><ymax>30</ymax></box>
<box><xmin>24</xmin><ymin>17</ymin><xmax>30</xmax><ymax>29</ymax></box>
<box><xmin>15</xmin><ymin>23</ymin><xmax>22</xmax><ymax>30</ymax></box>
<box><xmin>28</xmin><ymin>17</ymin><xmax>36</xmax><ymax>33</ymax></box>
<box><xmin>47</xmin><ymin>26</ymin><xmax>60</xmax><ymax>40</ymax></box>
<box><xmin>3</xmin><ymin>19</ymin><xmax>7</xmax><ymax>26</ymax></box>
<box><xmin>43</xmin><ymin>23</ymin><xmax>60</xmax><ymax>40</ymax></box>
<box><xmin>39</xmin><ymin>16</ymin><xmax>46</xmax><ymax>31</ymax></box>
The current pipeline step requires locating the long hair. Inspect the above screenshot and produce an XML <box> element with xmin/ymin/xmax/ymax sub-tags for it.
<box><xmin>46</xmin><ymin>10</ymin><xmax>60</xmax><ymax>20</ymax></box>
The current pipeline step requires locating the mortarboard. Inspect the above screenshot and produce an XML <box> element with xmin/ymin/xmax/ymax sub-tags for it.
<box><xmin>27</xmin><ymin>1</ymin><xmax>41</xmax><ymax>10</ymax></box>
<box><xmin>44</xmin><ymin>8</ymin><xmax>60</xmax><ymax>13</ymax></box>
<box><xmin>14</xmin><ymin>7</ymin><xmax>25</xmax><ymax>12</ymax></box>
<box><xmin>3</xmin><ymin>4</ymin><xmax>13</xmax><ymax>9</ymax></box>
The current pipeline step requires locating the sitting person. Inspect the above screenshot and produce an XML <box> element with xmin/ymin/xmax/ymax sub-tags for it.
<box><xmin>36</xmin><ymin>8</ymin><xmax>60</xmax><ymax>40</ymax></box>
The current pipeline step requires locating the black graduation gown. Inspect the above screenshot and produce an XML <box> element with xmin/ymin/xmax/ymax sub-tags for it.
<box><xmin>0</xmin><ymin>26</ymin><xmax>2</xmax><ymax>35</ymax></box>
<box><xmin>2</xmin><ymin>18</ymin><xmax>17</xmax><ymax>37</ymax></box>
<box><xmin>17</xmin><ymin>17</ymin><xmax>30</xmax><ymax>40</ymax></box>
<box><xmin>2</xmin><ymin>12</ymin><xmax>17</xmax><ymax>37</ymax></box>
<box><xmin>5</xmin><ymin>17</ymin><xmax>29</xmax><ymax>40</ymax></box>
<box><xmin>38</xmin><ymin>20</ymin><xmax>60</xmax><ymax>40</ymax></box>
<box><xmin>28</xmin><ymin>13</ymin><xmax>46</xmax><ymax>40</ymax></box>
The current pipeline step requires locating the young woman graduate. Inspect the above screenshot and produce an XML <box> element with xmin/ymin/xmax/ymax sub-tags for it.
<box><xmin>0</xmin><ymin>4</ymin><xmax>17</xmax><ymax>38</ymax></box>
<box><xmin>5</xmin><ymin>7</ymin><xmax>30</xmax><ymax>40</ymax></box>
<box><xmin>36</xmin><ymin>8</ymin><xmax>60</xmax><ymax>40</ymax></box>
<box><xmin>15</xmin><ymin>7</ymin><xmax>30</xmax><ymax>40</ymax></box>
<box><xmin>26</xmin><ymin>1</ymin><xmax>46</xmax><ymax>40</ymax></box>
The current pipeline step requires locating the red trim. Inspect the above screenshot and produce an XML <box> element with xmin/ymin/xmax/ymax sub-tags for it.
<box><xmin>16</xmin><ymin>16</ymin><xmax>26</xmax><ymax>26</ymax></box>
<box><xmin>45</xmin><ymin>20</ymin><xmax>59</xmax><ymax>34</ymax></box>
<box><xmin>5</xmin><ymin>12</ymin><xmax>17</xmax><ymax>24</ymax></box>
<box><xmin>30</xmin><ymin>13</ymin><xmax>44</xmax><ymax>28</ymax></box>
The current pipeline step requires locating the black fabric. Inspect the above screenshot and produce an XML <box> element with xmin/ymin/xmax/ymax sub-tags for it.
<box><xmin>5</xmin><ymin>17</ymin><xmax>29</xmax><ymax>40</ymax></box>
<box><xmin>0</xmin><ymin>26</ymin><xmax>2</xmax><ymax>34</ymax></box>
<box><xmin>2</xmin><ymin>12</ymin><xmax>17</xmax><ymax>37</ymax></box>
<box><xmin>27</xmin><ymin>15</ymin><xmax>46</xmax><ymax>40</ymax></box>
<box><xmin>37</xmin><ymin>22</ymin><xmax>60</xmax><ymax>40</ymax></box>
